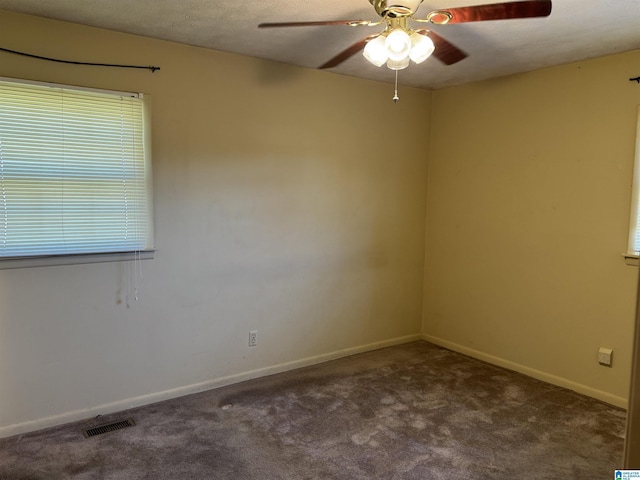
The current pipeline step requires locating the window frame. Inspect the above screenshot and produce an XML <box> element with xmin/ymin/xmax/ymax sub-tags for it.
<box><xmin>0</xmin><ymin>76</ymin><xmax>154</xmax><ymax>269</ymax></box>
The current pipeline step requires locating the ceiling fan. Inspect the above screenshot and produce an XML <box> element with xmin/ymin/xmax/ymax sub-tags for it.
<box><xmin>259</xmin><ymin>0</ymin><xmax>552</xmax><ymax>71</ymax></box>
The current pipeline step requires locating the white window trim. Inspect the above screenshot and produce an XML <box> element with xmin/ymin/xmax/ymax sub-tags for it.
<box><xmin>0</xmin><ymin>77</ymin><xmax>154</xmax><ymax>268</ymax></box>
<box><xmin>625</xmin><ymin>106</ymin><xmax>640</xmax><ymax>266</ymax></box>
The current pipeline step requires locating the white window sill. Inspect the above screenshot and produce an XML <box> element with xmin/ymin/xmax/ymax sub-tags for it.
<box><xmin>0</xmin><ymin>250</ymin><xmax>155</xmax><ymax>270</ymax></box>
<box><xmin>624</xmin><ymin>253</ymin><xmax>639</xmax><ymax>267</ymax></box>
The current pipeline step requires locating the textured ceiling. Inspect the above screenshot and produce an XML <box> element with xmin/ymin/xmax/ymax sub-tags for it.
<box><xmin>0</xmin><ymin>0</ymin><xmax>640</xmax><ymax>90</ymax></box>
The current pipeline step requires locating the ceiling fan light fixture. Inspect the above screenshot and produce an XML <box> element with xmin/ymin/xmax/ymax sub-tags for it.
<box><xmin>409</xmin><ymin>32</ymin><xmax>435</xmax><ymax>64</ymax></box>
<box><xmin>386</xmin><ymin>56</ymin><xmax>410</xmax><ymax>70</ymax></box>
<box><xmin>363</xmin><ymin>35</ymin><xmax>389</xmax><ymax>67</ymax></box>
<box><xmin>385</xmin><ymin>29</ymin><xmax>412</xmax><ymax>61</ymax></box>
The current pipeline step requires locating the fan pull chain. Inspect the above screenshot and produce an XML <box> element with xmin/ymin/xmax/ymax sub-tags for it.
<box><xmin>393</xmin><ymin>69</ymin><xmax>400</xmax><ymax>103</ymax></box>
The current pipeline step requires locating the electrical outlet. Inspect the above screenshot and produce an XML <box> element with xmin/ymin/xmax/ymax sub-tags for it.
<box><xmin>598</xmin><ymin>347</ymin><xmax>613</xmax><ymax>367</ymax></box>
<box><xmin>249</xmin><ymin>330</ymin><xmax>258</xmax><ymax>347</ymax></box>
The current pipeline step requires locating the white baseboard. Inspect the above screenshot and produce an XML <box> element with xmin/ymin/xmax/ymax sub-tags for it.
<box><xmin>0</xmin><ymin>333</ymin><xmax>422</xmax><ymax>439</ymax></box>
<box><xmin>423</xmin><ymin>334</ymin><xmax>628</xmax><ymax>409</ymax></box>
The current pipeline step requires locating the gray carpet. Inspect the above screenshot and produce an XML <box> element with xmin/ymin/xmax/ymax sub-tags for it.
<box><xmin>0</xmin><ymin>341</ymin><xmax>627</xmax><ymax>479</ymax></box>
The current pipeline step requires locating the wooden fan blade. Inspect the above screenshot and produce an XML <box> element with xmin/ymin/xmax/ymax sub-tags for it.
<box><xmin>420</xmin><ymin>30</ymin><xmax>468</xmax><ymax>65</ymax></box>
<box><xmin>438</xmin><ymin>0</ymin><xmax>551</xmax><ymax>24</ymax></box>
<box><xmin>319</xmin><ymin>35</ymin><xmax>380</xmax><ymax>69</ymax></box>
<box><xmin>259</xmin><ymin>20</ymin><xmax>371</xmax><ymax>28</ymax></box>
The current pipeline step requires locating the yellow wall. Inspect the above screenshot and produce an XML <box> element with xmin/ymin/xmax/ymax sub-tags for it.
<box><xmin>2</xmin><ymin>6</ymin><xmax>639</xmax><ymax>437</ymax></box>
<box><xmin>424</xmin><ymin>51</ymin><xmax>640</xmax><ymax>406</ymax></box>
<box><xmin>0</xmin><ymin>10</ymin><xmax>431</xmax><ymax>436</ymax></box>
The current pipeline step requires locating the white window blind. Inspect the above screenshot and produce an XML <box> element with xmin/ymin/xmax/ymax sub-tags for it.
<box><xmin>628</xmin><ymin>106</ymin><xmax>640</xmax><ymax>256</ymax></box>
<box><xmin>0</xmin><ymin>77</ymin><xmax>153</xmax><ymax>260</ymax></box>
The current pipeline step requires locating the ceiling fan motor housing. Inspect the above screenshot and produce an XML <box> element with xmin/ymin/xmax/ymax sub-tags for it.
<box><xmin>369</xmin><ymin>0</ymin><xmax>424</xmax><ymax>17</ymax></box>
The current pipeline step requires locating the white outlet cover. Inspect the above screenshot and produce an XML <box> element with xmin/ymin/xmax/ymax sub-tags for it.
<box><xmin>598</xmin><ymin>347</ymin><xmax>613</xmax><ymax>366</ymax></box>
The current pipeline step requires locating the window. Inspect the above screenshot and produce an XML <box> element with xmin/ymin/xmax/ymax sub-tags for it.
<box><xmin>628</xmin><ymin>107</ymin><xmax>640</xmax><ymax>259</ymax></box>
<box><xmin>0</xmin><ymin>77</ymin><xmax>153</xmax><ymax>267</ymax></box>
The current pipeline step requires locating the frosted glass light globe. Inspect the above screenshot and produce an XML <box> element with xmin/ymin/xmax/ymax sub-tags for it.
<box><xmin>409</xmin><ymin>32</ymin><xmax>435</xmax><ymax>64</ymax></box>
<box><xmin>363</xmin><ymin>35</ymin><xmax>388</xmax><ymax>67</ymax></box>
<box><xmin>385</xmin><ymin>29</ymin><xmax>411</xmax><ymax>61</ymax></box>
<box><xmin>386</xmin><ymin>56</ymin><xmax>410</xmax><ymax>70</ymax></box>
